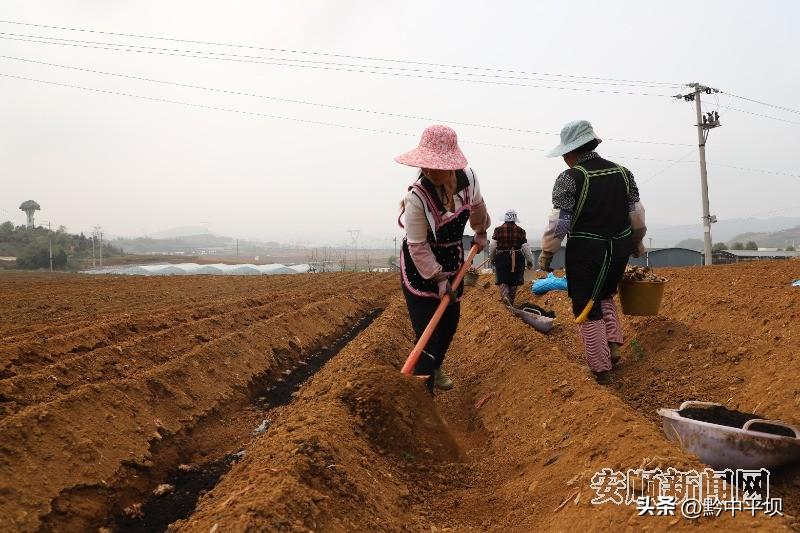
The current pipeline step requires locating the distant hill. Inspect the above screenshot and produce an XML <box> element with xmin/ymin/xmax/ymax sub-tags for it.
<box><xmin>644</xmin><ymin>216</ymin><xmax>800</xmax><ymax>247</ymax></box>
<box><xmin>729</xmin><ymin>225</ymin><xmax>800</xmax><ymax>248</ymax></box>
<box><xmin>674</xmin><ymin>238</ymin><xmax>704</xmax><ymax>250</ymax></box>
<box><xmin>146</xmin><ymin>226</ymin><xmax>212</xmax><ymax>239</ymax></box>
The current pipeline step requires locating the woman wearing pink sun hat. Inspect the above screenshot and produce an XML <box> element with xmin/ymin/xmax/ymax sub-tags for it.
<box><xmin>396</xmin><ymin>125</ymin><xmax>491</xmax><ymax>392</ymax></box>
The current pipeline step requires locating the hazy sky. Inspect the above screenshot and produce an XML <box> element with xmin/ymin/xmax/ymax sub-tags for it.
<box><xmin>1</xmin><ymin>1</ymin><xmax>799</xmax><ymax>247</ymax></box>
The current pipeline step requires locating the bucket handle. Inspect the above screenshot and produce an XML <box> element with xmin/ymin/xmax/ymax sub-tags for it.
<box><xmin>742</xmin><ymin>419</ymin><xmax>800</xmax><ymax>438</ymax></box>
<box><xmin>678</xmin><ymin>401</ymin><xmax>723</xmax><ymax>411</ymax></box>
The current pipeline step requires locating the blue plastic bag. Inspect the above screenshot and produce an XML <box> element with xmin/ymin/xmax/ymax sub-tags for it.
<box><xmin>531</xmin><ymin>272</ymin><xmax>569</xmax><ymax>295</ymax></box>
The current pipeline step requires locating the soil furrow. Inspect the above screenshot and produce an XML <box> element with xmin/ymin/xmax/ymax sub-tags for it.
<box><xmin>0</xmin><ymin>273</ymin><xmax>392</xmax><ymax>532</ymax></box>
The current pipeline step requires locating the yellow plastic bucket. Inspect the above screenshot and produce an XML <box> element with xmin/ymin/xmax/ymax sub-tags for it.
<box><xmin>619</xmin><ymin>279</ymin><xmax>666</xmax><ymax>316</ymax></box>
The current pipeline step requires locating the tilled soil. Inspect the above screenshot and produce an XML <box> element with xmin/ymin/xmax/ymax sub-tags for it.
<box><xmin>1</xmin><ymin>261</ymin><xmax>798</xmax><ymax>532</ymax></box>
<box><xmin>0</xmin><ymin>272</ymin><xmax>393</xmax><ymax>532</ymax></box>
<box><xmin>175</xmin><ymin>261</ymin><xmax>796</xmax><ymax>532</ymax></box>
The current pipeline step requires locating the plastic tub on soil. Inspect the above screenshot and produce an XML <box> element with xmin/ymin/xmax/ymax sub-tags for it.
<box><xmin>657</xmin><ymin>401</ymin><xmax>800</xmax><ymax>469</ymax></box>
<box><xmin>507</xmin><ymin>304</ymin><xmax>554</xmax><ymax>334</ymax></box>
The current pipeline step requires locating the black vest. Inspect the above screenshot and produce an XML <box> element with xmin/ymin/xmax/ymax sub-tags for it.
<box><xmin>566</xmin><ymin>156</ymin><xmax>631</xmax><ymax>238</ymax></box>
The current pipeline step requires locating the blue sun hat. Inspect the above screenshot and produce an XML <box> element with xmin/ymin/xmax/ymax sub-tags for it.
<box><xmin>547</xmin><ymin>120</ymin><xmax>602</xmax><ymax>158</ymax></box>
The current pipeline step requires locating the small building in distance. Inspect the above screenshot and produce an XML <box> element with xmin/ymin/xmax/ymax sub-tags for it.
<box><xmin>713</xmin><ymin>249</ymin><xmax>800</xmax><ymax>264</ymax></box>
<box><xmin>530</xmin><ymin>247</ymin><xmax>704</xmax><ymax>270</ymax></box>
<box><xmin>630</xmin><ymin>247</ymin><xmax>705</xmax><ymax>268</ymax></box>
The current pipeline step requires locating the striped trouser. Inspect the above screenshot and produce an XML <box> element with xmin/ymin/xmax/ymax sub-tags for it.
<box><xmin>577</xmin><ymin>298</ymin><xmax>623</xmax><ymax>372</ymax></box>
<box><xmin>600</xmin><ymin>298</ymin><xmax>624</xmax><ymax>345</ymax></box>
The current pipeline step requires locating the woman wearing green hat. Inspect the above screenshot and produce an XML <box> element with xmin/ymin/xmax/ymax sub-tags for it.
<box><xmin>539</xmin><ymin>120</ymin><xmax>647</xmax><ymax>384</ymax></box>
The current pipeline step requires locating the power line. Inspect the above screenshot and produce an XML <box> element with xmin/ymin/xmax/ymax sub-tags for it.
<box><xmin>0</xmin><ymin>31</ymin><xmax>675</xmax><ymax>88</ymax></box>
<box><xmin>638</xmin><ymin>149</ymin><xmax>697</xmax><ymax>184</ymax></box>
<box><xmin>706</xmin><ymin>161</ymin><xmax>800</xmax><ymax>178</ymax></box>
<box><xmin>0</xmin><ymin>19</ymin><xmax>684</xmax><ymax>88</ymax></box>
<box><xmin>2</xmin><ymin>71</ymin><xmax>797</xmax><ymax>177</ymax></box>
<box><xmin>716</xmin><ymin>103</ymin><xmax>800</xmax><ymax>126</ymax></box>
<box><xmin>0</xmin><ymin>33</ymin><xmax>676</xmax><ymax>97</ymax></box>
<box><xmin>0</xmin><ymin>54</ymin><xmax>693</xmax><ymax>147</ymax></box>
<box><xmin>721</xmin><ymin>91</ymin><xmax>800</xmax><ymax>116</ymax></box>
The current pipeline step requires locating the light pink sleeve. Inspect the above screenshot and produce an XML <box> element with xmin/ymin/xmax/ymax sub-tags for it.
<box><xmin>407</xmin><ymin>242</ymin><xmax>444</xmax><ymax>280</ymax></box>
<box><xmin>404</xmin><ymin>192</ymin><xmax>429</xmax><ymax>244</ymax></box>
<box><xmin>468</xmin><ymin>170</ymin><xmax>490</xmax><ymax>233</ymax></box>
<box><xmin>541</xmin><ymin>208</ymin><xmax>565</xmax><ymax>254</ymax></box>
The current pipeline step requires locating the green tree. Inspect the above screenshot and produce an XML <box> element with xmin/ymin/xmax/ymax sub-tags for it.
<box><xmin>731</xmin><ymin>242</ymin><xmax>744</xmax><ymax>250</ymax></box>
<box><xmin>712</xmin><ymin>242</ymin><xmax>728</xmax><ymax>252</ymax></box>
<box><xmin>745</xmin><ymin>241</ymin><xmax>759</xmax><ymax>251</ymax></box>
<box><xmin>787</xmin><ymin>245</ymin><xmax>796</xmax><ymax>252</ymax></box>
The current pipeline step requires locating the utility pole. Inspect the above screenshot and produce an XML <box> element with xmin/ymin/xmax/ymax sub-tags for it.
<box><xmin>48</xmin><ymin>222</ymin><xmax>53</xmax><ymax>272</ymax></box>
<box><xmin>347</xmin><ymin>229</ymin><xmax>360</xmax><ymax>272</ymax></box>
<box><xmin>675</xmin><ymin>83</ymin><xmax>721</xmax><ymax>266</ymax></box>
<box><xmin>236</xmin><ymin>239</ymin><xmax>239</xmax><ymax>258</ymax></box>
<box><xmin>91</xmin><ymin>235</ymin><xmax>96</xmax><ymax>268</ymax></box>
<box><xmin>94</xmin><ymin>225</ymin><xmax>103</xmax><ymax>268</ymax></box>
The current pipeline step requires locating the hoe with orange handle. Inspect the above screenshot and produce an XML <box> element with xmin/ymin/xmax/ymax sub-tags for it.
<box><xmin>401</xmin><ymin>244</ymin><xmax>480</xmax><ymax>376</ymax></box>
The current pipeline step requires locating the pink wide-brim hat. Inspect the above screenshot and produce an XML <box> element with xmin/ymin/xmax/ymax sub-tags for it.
<box><xmin>394</xmin><ymin>124</ymin><xmax>467</xmax><ymax>170</ymax></box>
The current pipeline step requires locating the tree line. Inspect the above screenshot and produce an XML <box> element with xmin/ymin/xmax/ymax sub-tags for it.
<box><xmin>0</xmin><ymin>222</ymin><xmax>122</xmax><ymax>270</ymax></box>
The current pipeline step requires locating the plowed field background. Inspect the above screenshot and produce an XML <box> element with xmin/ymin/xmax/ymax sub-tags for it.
<box><xmin>1</xmin><ymin>262</ymin><xmax>798</xmax><ymax>531</ymax></box>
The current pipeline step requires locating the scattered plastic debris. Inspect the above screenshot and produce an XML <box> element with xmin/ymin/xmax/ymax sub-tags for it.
<box><xmin>792</xmin><ymin>279</ymin><xmax>800</xmax><ymax>287</ymax></box>
<box><xmin>253</xmin><ymin>419</ymin><xmax>272</xmax><ymax>435</ymax></box>
<box><xmin>532</xmin><ymin>272</ymin><xmax>568</xmax><ymax>295</ymax></box>
<box><xmin>153</xmin><ymin>484</ymin><xmax>175</xmax><ymax>497</ymax></box>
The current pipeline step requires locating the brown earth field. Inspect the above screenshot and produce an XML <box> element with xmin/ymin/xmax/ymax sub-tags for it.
<box><xmin>0</xmin><ymin>261</ymin><xmax>798</xmax><ymax>532</ymax></box>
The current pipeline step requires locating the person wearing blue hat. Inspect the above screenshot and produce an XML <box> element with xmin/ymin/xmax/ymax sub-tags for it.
<box><xmin>539</xmin><ymin>120</ymin><xmax>647</xmax><ymax>384</ymax></box>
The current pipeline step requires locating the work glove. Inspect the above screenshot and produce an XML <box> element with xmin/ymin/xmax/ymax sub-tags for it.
<box><xmin>437</xmin><ymin>279</ymin><xmax>457</xmax><ymax>304</ymax></box>
<box><xmin>538</xmin><ymin>250</ymin><xmax>554</xmax><ymax>272</ymax></box>
<box><xmin>471</xmin><ymin>232</ymin><xmax>488</xmax><ymax>253</ymax></box>
<box><xmin>632</xmin><ymin>241</ymin><xmax>646</xmax><ymax>258</ymax></box>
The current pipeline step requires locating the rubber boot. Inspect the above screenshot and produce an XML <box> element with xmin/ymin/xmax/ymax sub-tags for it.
<box><xmin>594</xmin><ymin>370</ymin><xmax>613</xmax><ymax>385</ymax></box>
<box><xmin>434</xmin><ymin>369</ymin><xmax>454</xmax><ymax>391</ymax></box>
<box><xmin>609</xmin><ymin>343</ymin><xmax>621</xmax><ymax>366</ymax></box>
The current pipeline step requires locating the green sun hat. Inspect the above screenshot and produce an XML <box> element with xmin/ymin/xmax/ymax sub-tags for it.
<box><xmin>547</xmin><ymin>120</ymin><xmax>602</xmax><ymax>158</ymax></box>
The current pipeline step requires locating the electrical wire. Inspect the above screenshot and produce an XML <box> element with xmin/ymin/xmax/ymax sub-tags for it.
<box><xmin>722</xmin><ymin>91</ymin><xmax>800</xmax><ymax>115</ymax></box>
<box><xmin>0</xmin><ymin>31</ymin><xmax>677</xmax><ymax>89</ymax></box>
<box><xmin>0</xmin><ymin>19</ymin><xmax>684</xmax><ymax>88</ymax></box>
<box><xmin>2</xmin><ymin>71</ymin><xmax>797</xmax><ymax>177</ymax></box>
<box><xmin>637</xmin><ymin>149</ymin><xmax>697</xmax><ymax>184</ymax></box>
<box><xmin>716</xmin><ymin>103</ymin><xmax>800</xmax><ymax>126</ymax></box>
<box><xmin>0</xmin><ymin>33</ymin><xmax>676</xmax><ymax>97</ymax></box>
<box><xmin>0</xmin><ymin>54</ymin><xmax>693</xmax><ymax>147</ymax></box>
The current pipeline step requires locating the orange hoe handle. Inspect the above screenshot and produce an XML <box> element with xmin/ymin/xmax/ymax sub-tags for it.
<box><xmin>401</xmin><ymin>244</ymin><xmax>480</xmax><ymax>375</ymax></box>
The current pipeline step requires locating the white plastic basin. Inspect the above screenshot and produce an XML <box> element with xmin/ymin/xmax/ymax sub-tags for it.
<box><xmin>507</xmin><ymin>306</ymin><xmax>554</xmax><ymax>334</ymax></box>
<box><xmin>657</xmin><ymin>401</ymin><xmax>800</xmax><ymax>469</ymax></box>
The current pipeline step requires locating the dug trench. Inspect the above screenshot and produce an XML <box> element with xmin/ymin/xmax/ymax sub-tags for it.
<box><xmin>110</xmin><ymin>308</ymin><xmax>383</xmax><ymax>532</ymax></box>
<box><xmin>173</xmin><ymin>262</ymin><xmax>796</xmax><ymax>531</ymax></box>
<box><xmin>0</xmin><ymin>273</ymin><xmax>394</xmax><ymax>532</ymax></box>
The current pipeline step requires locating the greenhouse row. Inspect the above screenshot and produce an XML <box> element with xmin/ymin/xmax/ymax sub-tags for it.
<box><xmin>84</xmin><ymin>263</ymin><xmax>311</xmax><ymax>276</ymax></box>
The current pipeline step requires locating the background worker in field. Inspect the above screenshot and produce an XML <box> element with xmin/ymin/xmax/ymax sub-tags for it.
<box><xmin>539</xmin><ymin>120</ymin><xmax>647</xmax><ymax>384</ymax></box>
<box><xmin>490</xmin><ymin>209</ymin><xmax>533</xmax><ymax>305</ymax></box>
<box><xmin>396</xmin><ymin>125</ymin><xmax>491</xmax><ymax>392</ymax></box>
